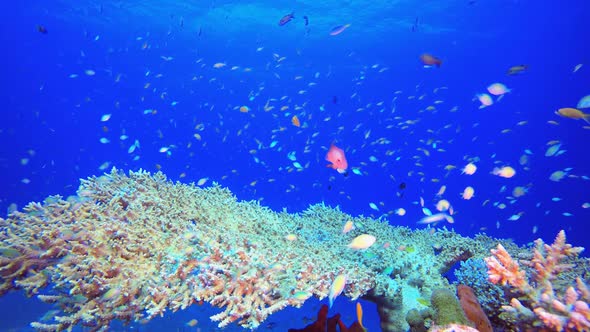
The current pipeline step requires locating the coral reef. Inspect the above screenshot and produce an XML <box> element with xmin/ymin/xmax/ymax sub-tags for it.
<box><xmin>485</xmin><ymin>230</ymin><xmax>590</xmax><ymax>331</ymax></box>
<box><xmin>406</xmin><ymin>308</ymin><xmax>431</xmax><ymax>332</ymax></box>
<box><xmin>454</xmin><ymin>258</ymin><xmax>509</xmax><ymax>328</ymax></box>
<box><xmin>0</xmin><ymin>169</ymin><xmax>571</xmax><ymax>331</ymax></box>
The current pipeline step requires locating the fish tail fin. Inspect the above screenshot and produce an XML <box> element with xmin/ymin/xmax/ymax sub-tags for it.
<box><xmin>584</xmin><ymin>114</ymin><xmax>590</xmax><ymax>124</ymax></box>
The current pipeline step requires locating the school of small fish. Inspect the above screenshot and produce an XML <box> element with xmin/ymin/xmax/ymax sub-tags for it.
<box><xmin>12</xmin><ymin>8</ymin><xmax>589</xmax><ymax>281</ymax></box>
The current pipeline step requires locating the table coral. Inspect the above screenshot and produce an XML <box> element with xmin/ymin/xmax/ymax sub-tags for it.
<box><xmin>0</xmin><ymin>169</ymin><xmax>531</xmax><ymax>331</ymax></box>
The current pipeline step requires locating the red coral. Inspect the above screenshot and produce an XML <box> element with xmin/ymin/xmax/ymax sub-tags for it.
<box><xmin>288</xmin><ymin>304</ymin><xmax>365</xmax><ymax>332</ymax></box>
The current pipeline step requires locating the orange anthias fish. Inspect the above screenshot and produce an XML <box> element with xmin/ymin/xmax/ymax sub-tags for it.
<box><xmin>556</xmin><ymin>107</ymin><xmax>590</xmax><ymax>124</ymax></box>
<box><xmin>356</xmin><ymin>302</ymin><xmax>365</xmax><ymax>329</ymax></box>
<box><xmin>278</xmin><ymin>12</ymin><xmax>295</xmax><ymax>26</ymax></box>
<box><xmin>325</xmin><ymin>143</ymin><xmax>348</xmax><ymax>174</ymax></box>
<box><xmin>420</xmin><ymin>53</ymin><xmax>442</xmax><ymax>67</ymax></box>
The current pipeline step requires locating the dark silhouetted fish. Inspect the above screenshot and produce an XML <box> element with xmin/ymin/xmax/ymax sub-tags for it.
<box><xmin>411</xmin><ymin>17</ymin><xmax>419</xmax><ymax>32</ymax></box>
<box><xmin>397</xmin><ymin>182</ymin><xmax>406</xmax><ymax>198</ymax></box>
<box><xmin>507</xmin><ymin>64</ymin><xmax>528</xmax><ymax>75</ymax></box>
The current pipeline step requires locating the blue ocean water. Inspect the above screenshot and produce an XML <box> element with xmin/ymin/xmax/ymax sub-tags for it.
<box><xmin>1</xmin><ymin>1</ymin><xmax>589</xmax><ymax>331</ymax></box>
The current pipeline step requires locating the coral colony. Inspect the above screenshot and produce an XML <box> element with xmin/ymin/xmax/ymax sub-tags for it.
<box><xmin>1</xmin><ymin>169</ymin><xmax>588</xmax><ymax>331</ymax></box>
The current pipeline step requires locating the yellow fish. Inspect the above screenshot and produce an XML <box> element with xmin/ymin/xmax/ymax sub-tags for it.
<box><xmin>493</xmin><ymin>166</ymin><xmax>516</xmax><ymax>178</ymax></box>
<box><xmin>348</xmin><ymin>234</ymin><xmax>376</xmax><ymax>249</ymax></box>
<box><xmin>462</xmin><ymin>186</ymin><xmax>475</xmax><ymax>200</ymax></box>
<box><xmin>342</xmin><ymin>220</ymin><xmax>354</xmax><ymax>234</ymax></box>
<box><xmin>436</xmin><ymin>199</ymin><xmax>450</xmax><ymax>211</ymax></box>
<box><xmin>444</xmin><ymin>164</ymin><xmax>456</xmax><ymax>171</ymax></box>
<box><xmin>356</xmin><ymin>302</ymin><xmax>365</xmax><ymax>329</ymax></box>
<box><xmin>556</xmin><ymin>108</ymin><xmax>590</xmax><ymax>124</ymax></box>
<box><xmin>329</xmin><ymin>274</ymin><xmax>346</xmax><ymax>307</ymax></box>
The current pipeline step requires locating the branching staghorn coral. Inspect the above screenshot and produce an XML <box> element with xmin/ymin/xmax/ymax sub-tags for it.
<box><xmin>486</xmin><ymin>230</ymin><xmax>590</xmax><ymax>331</ymax></box>
<box><xmin>1</xmin><ymin>168</ymin><xmax>526</xmax><ymax>331</ymax></box>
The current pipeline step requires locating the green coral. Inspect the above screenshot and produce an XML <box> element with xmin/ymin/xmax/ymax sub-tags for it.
<box><xmin>430</xmin><ymin>288</ymin><xmax>470</xmax><ymax>326</ymax></box>
<box><xmin>406</xmin><ymin>308</ymin><xmax>432</xmax><ymax>332</ymax></box>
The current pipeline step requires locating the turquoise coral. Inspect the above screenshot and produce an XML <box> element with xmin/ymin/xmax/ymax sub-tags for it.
<box><xmin>0</xmin><ymin>169</ymin><xmax>581</xmax><ymax>332</ymax></box>
<box><xmin>455</xmin><ymin>258</ymin><xmax>506</xmax><ymax>318</ymax></box>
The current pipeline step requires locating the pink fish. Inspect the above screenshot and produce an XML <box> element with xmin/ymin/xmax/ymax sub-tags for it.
<box><xmin>487</xmin><ymin>83</ymin><xmax>510</xmax><ymax>96</ymax></box>
<box><xmin>329</xmin><ymin>24</ymin><xmax>351</xmax><ymax>36</ymax></box>
<box><xmin>476</xmin><ymin>93</ymin><xmax>493</xmax><ymax>108</ymax></box>
<box><xmin>325</xmin><ymin>143</ymin><xmax>348</xmax><ymax>174</ymax></box>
